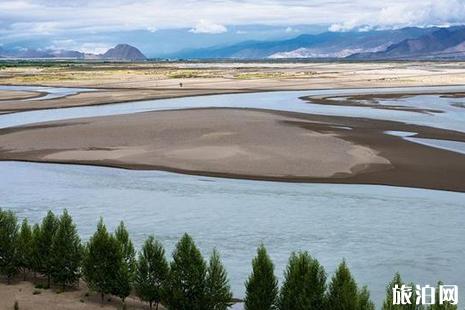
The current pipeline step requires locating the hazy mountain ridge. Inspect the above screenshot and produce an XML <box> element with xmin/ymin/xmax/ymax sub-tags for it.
<box><xmin>171</xmin><ymin>26</ymin><xmax>465</xmax><ymax>60</ymax></box>
<box><xmin>348</xmin><ymin>26</ymin><xmax>465</xmax><ymax>59</ymax></box>
<box><xmin>0</xmin><ymin>44</ymin><xmax>146</xmax><ymax>61</ymax></box>
<box><xmin>171</xmin><ymin>27</ymin><xmax>442</xmax><ymax>59</ymax></box>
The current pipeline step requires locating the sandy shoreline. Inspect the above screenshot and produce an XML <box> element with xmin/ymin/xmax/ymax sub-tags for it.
<box><xmin>1</xmin><ymin>107</ymin><xmax>464</xmax><ymax>192</ymax></box>
<box><xmin>2</xmin><ymin>61</ymin><xmax>465</xmax><ymax>114</ymax></box>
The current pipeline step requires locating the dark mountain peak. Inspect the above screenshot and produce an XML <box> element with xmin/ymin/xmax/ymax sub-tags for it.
<box><xmin>102</xmin><ymin>44</ymin><xmax>147</xmax><ymax>61</ymax></box>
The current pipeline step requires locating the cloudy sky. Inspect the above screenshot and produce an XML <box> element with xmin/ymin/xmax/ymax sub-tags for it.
<box><xmin>1</xmin><ymin>0</ymin><xmax>464</xmax><ymax>56</ymax></box>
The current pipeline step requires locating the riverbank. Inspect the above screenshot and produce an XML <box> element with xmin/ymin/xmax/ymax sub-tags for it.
<box><xmin>1</xmin><ymin>107</ymin><xmax>464</xmax><ymax>192</ymax></box>
<box><xmin>2</xmin><ymin>61</ymin><xmax>465</xmax><ymax>114</ymax></box>
<box><xmin>0</xmin><ymin>280</ymin><xmax>157</xmax><ymax>310</ymax></box>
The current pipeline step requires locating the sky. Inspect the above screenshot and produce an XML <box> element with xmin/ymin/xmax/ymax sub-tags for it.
<box><xmin>1</xmin><ymin>0</ymin><xmax>465</xmax><ymax>56</ymax></box>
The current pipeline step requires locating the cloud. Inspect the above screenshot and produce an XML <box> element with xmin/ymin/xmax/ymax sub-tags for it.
<box><xmin>189</xmin><ymin>19</ymin><xmax>227</xmax><ymax>34</ymax></box>
<box><xmin>1</xmin><ymin>0</ymin><xmax>465</xmax><ymax>42</ymax></box>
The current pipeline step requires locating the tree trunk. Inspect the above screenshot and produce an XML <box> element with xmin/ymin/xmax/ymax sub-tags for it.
<box><xmin>149</xmin><ymin>301</ymin><xmax>153</xmax><ymax>310</ymax></box>
<box><xmin>47</xmin><ymin>274</ymin><xmax>51</xmax><ymax>288</ymax></box>
<box><xmin>101</xmin><ymin>292</ymin><xmax>104</xmax><ymax>305</ymax></box>
<box><xmin>156</xmin><ymin>302</ymin><xmax>159</xmax><ymax>310</ymax></box>
<box><xmin>7</xmin><ymin>275</ymin><xmax>11</xmax><ymax>285</ymax></box>
<box><xmin>23</xmin><ymin>269</ymin><xmax>27</xmax><ymax>281</ymax></box>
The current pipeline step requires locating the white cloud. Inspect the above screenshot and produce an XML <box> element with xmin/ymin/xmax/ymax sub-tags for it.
<box><xmin>0</xmin><ymin>0</ymin><xmax>465</xmax><ymax>40</ymax></box>
<box><xmin>189</xmin><ymin>19</ymin><xmax>227</xmax><ymax>34</ymax></box>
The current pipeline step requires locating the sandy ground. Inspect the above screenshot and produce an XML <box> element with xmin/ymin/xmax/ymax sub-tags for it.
<box><xmin>0</xmin><ymin>90</ymin><xmax>43</xmax><ymax>101</ymax></box>
<box><xmin>0</xmin><ymin>279</ymin><xmax>163</xmax><ymax>310</ymax></box>
<box><xmin>1</xmin><ymin>108</ymin><xmax>464</xmax><ymax>192</ymax></box>
<box><xmin>2</xmin><ymin>61</ymin><xmax>465</xmax><ymax>113</ymax></box>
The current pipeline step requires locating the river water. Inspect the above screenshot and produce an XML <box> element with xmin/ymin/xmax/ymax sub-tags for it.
<box><xmin>1</xmin><ymin>85</ymin><xmax>465</xmax><ymax>306</ymax></box>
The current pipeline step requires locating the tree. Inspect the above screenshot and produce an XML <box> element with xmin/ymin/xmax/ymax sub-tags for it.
<box><xmin>50</xmin><ymin>210</ymin><xmax>82</xmax><ymax>290</ymax></box>
<box><xmin>427</xmin><ymin>281</ymin><xmax>457</xmax><ymax>310</ymax></box>
<box><xmin>278</xmin><ymin>251</ymin><xmax>326</xmax><ymax>310</ymax></box>
<box><xmin>358</xmin><ymin>286</ymin><xmax>375</xmax><ymax>310</ymax></box>
<box><xmin>114</xmin><ymin>221</ymin><xmax>136</xmax><ymax>275</ymax></box>
<box><xmin>17</xmin><ymin>218</ymin><xmax>33</xmax><ymax>280</ymax></box>
<box><xmin>134</xmin><ymin>235</ymin><xmax>169</xmax><ymax>310</ymax></box>
<box><xmin>0</xmin><ymin>209</ymin><xmax>19</xmax><ymax>284</ymax></box>
<box><xmin>382</xmin><ymin>273</ymin><xmax>425</xmax><ymax>310</ymax></box>
<box><xmin>113</xmin><ymin>221</ymin><xmax>136</xmax><ymax>303</ymax></box>
<box><xmin>244</xmin><ymin>244</ymin><xmax>278</xmax><ymax>310</ymax></box>
<box><xmin>82</xmin><ymin>219</ymin><xmax>122</xmax><ymax>304</ymax></box>
<box><xmin>326</xmin><ymin>260</ymin><xmax>359</xmax><ymax>310</ymax></box>
<box><xmin>205</xmin><ymin>249</ymin><xmax>233</xmax><ymax>310</ymax></box>
<box><xmin>113</xmin><ymin>263</ymin><xmax>132</xmax><ymax>304</ymax></box>
<box><xmin>166</xmin><ymin>233</ymin><xmax>207</xmax><ymax>310</ymax></box>
<box><xmin>35</xmin><ymin>211</ymin><xmax>59</xmax><ymax>287</ymax></box>
<box><xmin>30</xmin><ymin>223</ymin><xmax>41</xmax><ymax>278</ymax></box>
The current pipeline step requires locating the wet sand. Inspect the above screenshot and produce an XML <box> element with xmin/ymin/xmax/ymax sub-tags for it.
<box><xmin>0</xmin><ymin>90</ymin><xmax>43</xmax><ymax>101</ymax></box>
<box><xmin>1</xmin><ymin>108</ymin><xmax>464</xmax><ymax>192</ymax></box>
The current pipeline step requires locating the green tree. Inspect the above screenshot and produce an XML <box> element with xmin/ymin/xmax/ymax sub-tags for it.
<box><xmin>326</xmin><ymin>260</ymin><xmax>359</xmax><ymax>310</ymax></box>
<box><xmin>30</xmin><ymin>223</ymin><xmax>41</xmax><ymax>278</ymax></box>
<box><xmin>134</xmin><ymin>235</ymin><xmax>169</xmax><ymax>310</ymax></box>
<box><xmin>113</xmin><ymin>221</ymin><xmax>136</xmax><ymax>304</ymax></box>
<box><xmin>166</xmin><ymin>233</ymin><xmax>207</xmax><ymax>310</ymax></box>
<box><xmin>114</xmin><ymin>221</ymin><xmax>136</xmax><ymax>275</ymax></box>
<box><xmin>82</xmin><ymin>219</ymin><xmax>122</xmax><ymax>304</ymax></box>
<box><xmin>0</xmin><ymin>209</ymin><xmax>19</xmax><ymax>284</ymax></box>
<box><xmin>358</xmin><ymin>286</ymin><xmax>375</xmax><ymax>310</ymax></box>
<box><xmin>50</xmin><ymin>210</ymin><xmax>82</xmax><ymax>290</ymax></box>
<box><xmin>382</xmin><ymin>273</ymin><xmax>425</xmax><ymax>310</ymax></box>
<box><xmin>17</xmin><ymin>218</ymin><xmax>33</xmax><ymax>280</ymax></box>
<box><xmin>427</xmin><ymin>281</ymin><xmax>457</xmax><ymax>310</ymax></box>
<box><xmin>35</xmin><ymin>211</ymin><xmax>59</xmax><ymax>287</ymax></box>
<box><xmin>113</xmin><ymin>263</ymin><xmax>132</xmax><ymax>304</ymax></box>
<box><xmin>278</xmin><ymin>251</ymin><xmax>326</xmax><ymax>310</ymax></box>
<box><xmin>205</xmin><ymin>249</ymin><xmax>233</xmax><ymax>310</ymax></box>
<box><xmin>244</xmin><ymin>244</ymin><xmax>278</xmax><ymax>310</ymax></box>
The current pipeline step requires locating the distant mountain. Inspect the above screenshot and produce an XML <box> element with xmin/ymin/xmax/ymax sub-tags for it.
<box><xmin>0</xmin><ymin>44</ymin><xmax>146</xmax><ymax>61</ymax></box>
<box><xmin>102</xmin><ymin>44</ymin><xmax>146</xmax><ymax>60</ymax></box>
<box><xmin>348</xmin><ymin>26</ymin><xmax>465</xmax><ymax>60</ymax></box>
<box><xmin>171</xmin><ymin>27</ymin><xmax>440</xmax><ymax>59</ymax></box>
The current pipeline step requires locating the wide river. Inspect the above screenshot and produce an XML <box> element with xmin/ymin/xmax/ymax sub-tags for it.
<box><xmin>1</xmin><ymin>85</ymin><xmax>465</xmax><ymax>307</ymax></box>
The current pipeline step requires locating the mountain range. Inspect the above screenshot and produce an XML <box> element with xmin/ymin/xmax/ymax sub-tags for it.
<box><xmin>172</xmin><ymin>26</ymin><xmax>465</xmax><ymax>60</ymax></box>
<box><xmin>2</xmin><ymin>26</ymin><xmax>465</xmax><ymax>61</ymax></box>
<box><xmin>0</xmin><ymin>44</ymin><xmax>147</xmax><ymax>61</ymax></box>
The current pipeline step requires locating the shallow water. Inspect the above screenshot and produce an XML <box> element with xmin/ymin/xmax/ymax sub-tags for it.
<box><xmin>0</xmin><ymin>85</ymin><xmax>95</xmax><ymax>101</ymax></box>
<box><xmin>1</xmin><ymin>161</ymin><xmax>465</xmax><ymax>306</ymax></box>
<box><xmin>1</xmin><ymin>85</ymin><xmax>465</xmax><ymax>133</ymax></box>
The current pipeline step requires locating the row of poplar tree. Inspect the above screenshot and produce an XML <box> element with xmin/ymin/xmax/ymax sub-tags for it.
<box><xmin>0</xmin><ymin>208</ymin><xmax>457</xmax><ymax>310</ymax></box>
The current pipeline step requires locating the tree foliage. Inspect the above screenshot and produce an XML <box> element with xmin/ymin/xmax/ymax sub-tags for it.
<box><xmin>358</xmin><ymin>285</ymin><xmax>375</xmax><ymax>310</ymax></box>
<box><xmin>205</xmin><ymin>249</ymin><xmax>233</xmax><ymax>310</ymax></box>
<box><xmin>278</xmin><ymin>251</ymin><xmax>326</xmax><ymax>310</ymax></box>
<box><xmin>135</xmin><ymin>235</ymin><xmax>169</xmax><ymax>310</ymax></box>
<box><xmin>34</xmin><ymin>211</ymin><xmax>59</xmax><ymax>287</ymax></box>
<box><xmin>0</xmin><ymin>209</ymin><xmax>19</xmax><ymax>283</ymax></box>
<box><xmin>166</xmin><ymin>233</ymin><xmax>207</xmax><ymax>310</ymax></box>
<box><xmin>82</xmin><ymin>219</ymin><xmax>122</xmax><ymax>304</ymax></box>
<box><xmin>326</xmin><ymin>260</ymin><xmax>359</xmax><ymax>310</ymax></box>
<box><xmin>50</xmin><ymin>210</ymin><xmax>82</xmax><ymax>289</ymax></box>
<box><xmin>244</xmin><ymin>244</ymin><xmax>278</xmax><ymax>310</ymax></box>
<box><xmin>113</xmin><ymin>221</ymin><xmax>136</xmax><ymax>303</ymax></box>
<box><xmin>17</xmin><ymin>218</ymin><xmax>33</xmax><ymax>280</ymax></box>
